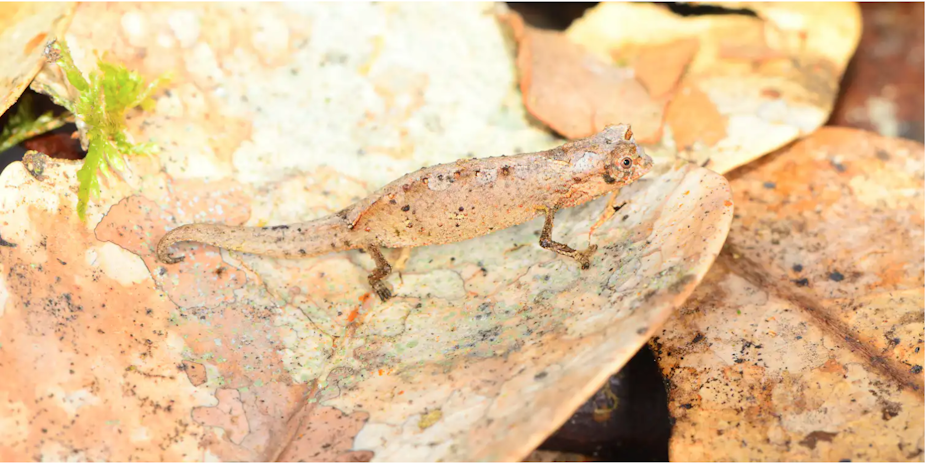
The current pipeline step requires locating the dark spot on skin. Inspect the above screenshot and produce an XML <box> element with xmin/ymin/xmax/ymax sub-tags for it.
<box><xmin>621</xmin><ymin>214</ymin><xmax>629</xmax><ymax>221</ymax></box>
<box><xmin>57</xmin><ymin>258</ymin><xmax>67</xmax><ymax>265</ymax></box>
<box><xmin>215</xmin><ymin>266</ymin><xmax>226</xmax><ymax>277</ymax></box>
<box><xmin>501</xmin><ymin>165</ymin><xmax>510</xmax><ymax>176</ymax></box>
<box><xmin>636</xmin><ymin>327</ymin><xmax>648</xmax><ymax>335</ymax></box>
<box><xmin>401</xmin><ymin>205</ymin><xmax>410</xmax><ymax>212</ymax></box>
<box><xmin>763</xmin><ymin>182</ymin><xmax>776</xmax><ymax>189</ymax></box>
<box><xmin>876</xmin><ymin>149</ymin><xmax>890</xmax><ymax>161</ymax></box>
<box><xmin>437</xmin><ymin>174</ymin><xmax>444</xmax><ymax>181</ymax></box>
<box><xmin>792</xmin><ymin>264</ymin><xmax>803</xmax><ymax>272</ymax></box>
<box><xmin>458</xmin><ymin>206</ymin><xmax>464</xmax><ymax>212</ymax></box>
<box><xmin>270</xmin><ymin>225</ymin><xmax>289</xmax><ymax>230</ymax></box>
<box><xmin>330</xmin><ymin>242</ymin><xmax>337</xmax><ymax>248</ymax></box>
<box><xmin>402</xmin><ymin>184</ymin><xmax>411</xmax><ymax>192</ymax></box>
<box><xmin>793</xmin><ymin>278</ymin><xmax>810</xmax><ymax>287</ymax></box>
<box><xmin>829</xmin><ymin>271</ymin><xmax>845</xmax><ymax>282</ymax></box>
<box><xmin>455</xmin><ymin>223</ymin><xmax>460</xmax><ymax>227</ymax></box>
<box><xmin>830</xmin><ymin>159</ymin><xmax>847</xmax><ymax>172</ymax></box>
<box><xmin>681</xmin><ymin>403</ymin><xmax>693</xmax><ymax>410</ymax></box>
<box><xmin>912</xmin><ymin>365</ymin><xmax>923</xmax><ymax>374</ymax></box>
<box><xmin>602</xmin><ymin>173</ymin><xmax>616</xmax><ymax>184</ymax></box>
<box><xmin>389</xmin><ymin>199</ymin><xmax>397</xmax><ymax>205</ymax></box>
<box><xmin>612</xmin><ymin>202</ymin><xmax>626</xmax><ymax>212</ymax></box>
<box><xmin>534</xmin><ymin>371</ymin><xmax>547</xmax><ymax>380</ymax></box>
<box><xmin>691</xmin><ymin>333</ymin><xmax>704</xmax><ymax>344</ymax></box>
<box><xmin>299</xmin><ymin>249</ymin><xmax>307</xmax><ymax>255</ymax></box>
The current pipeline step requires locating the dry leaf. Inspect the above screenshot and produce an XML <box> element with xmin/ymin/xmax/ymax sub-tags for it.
<box><xmin>828</xmin><ymin>2</ymin><xmax>925</xmax><ymax>142</ymax></box>
<box><xmin>506</xmin><ymin>12</ymin><xmax>665</xmax><ymax>144</ymax></box>
<box><xmin>0</xmin><ymin>3</ymin><xmax>735</xmax><ymax>461</ymax></box>
<box><xmin>565</xmin><ymin>2</ymin><xmax>862</xmax><ymax>174</ymax></box>
<box><xmin>653</xmin><ymin>128</ymin><xmax>924</xmax><ymax>461</ymax></box>
<box><xmin>0</xmin><ymin>2</ymin><xmax>75</xmax><ymax>117</ymax></box>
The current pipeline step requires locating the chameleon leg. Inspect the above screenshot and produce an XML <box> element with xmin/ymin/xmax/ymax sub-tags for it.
<box><xmin>365</xmin><ymin>244</ymin><xmax>394</xmax><ymax>302</ymax></box>
<box><xmin>539</xmin><ymin>206</ymin><xmax>598</xmax><ymax>270</ymax></box>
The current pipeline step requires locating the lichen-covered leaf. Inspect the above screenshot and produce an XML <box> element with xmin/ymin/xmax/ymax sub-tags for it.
<box><xmin>653</xmin><ymin>128</ymin><xmax>924</xmax><ymax>461</ymax></box>
<box><xmin>0</xmin><ymin>3</ymin><xmax>735</xmax><ymax>461</ymax></box>
<box><xmin>0</xmin><ymin>2</ymin><xmax>75</xmax><ymax>118</ymax></box>
<box><xmin>539</xmin><ymin>2</ymin><xmax>862</xmax><ymax>174</ymax></box>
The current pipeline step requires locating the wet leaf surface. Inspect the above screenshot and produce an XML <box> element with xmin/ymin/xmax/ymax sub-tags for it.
<box><xmin>653</xmin><ymin>127</ymin><xmax>924</xmax><ymax>461</ymax></box>
<box><xmin>0</xmin><ymin>3</ymin><xmax>734</xmax><ymax>461</ymax></box>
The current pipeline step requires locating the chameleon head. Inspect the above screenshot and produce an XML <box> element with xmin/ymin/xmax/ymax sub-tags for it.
<box><xmin>601</xmin><ymin>124</ymin><xmax>654</xmax><ymax>186</ymax></box>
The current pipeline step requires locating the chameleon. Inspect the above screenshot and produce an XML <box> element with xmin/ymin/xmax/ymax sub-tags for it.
<box><xmin>156</xmin><ymin>124</ymin><xmax>654</xmax><ymax>301</ymax></box>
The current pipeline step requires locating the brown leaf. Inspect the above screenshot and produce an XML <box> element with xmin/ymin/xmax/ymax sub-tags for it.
<box><xmin>0</xmin><ymin>2</ymin><xmax>75</xmax><ymax>117</ymax></box>
<box><xmin>506</xmin><ymin>12</ymin><xmax>665</xmax><ymax>144</ymax></box>
<box><xmin>828</xmin><ymin>2</ymin><xmax>925</xmax><ymax>142</ymax></box>
<box><xmin>0</xmin><ymin>3</ymin><xmax>735</xmax><ymax>461</ymax></box>
<box><xmin>631</xmin><ymin>38</ymin><xmax>699</xmax><ymax>99</ymax></box>
<box><xmin>653</xmin><ymin>128</ymin><xmax>924</xmax><ymax>461</ymax></box>
<box><xmin>566</xmin><ymin>2</ymin><xmax>862</xmax><ymax>173</ymax></box>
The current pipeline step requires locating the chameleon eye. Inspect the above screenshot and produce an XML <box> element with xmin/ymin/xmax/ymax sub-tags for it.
<box><xmin>619</xmin><ymin>156</ymin><xmax>633</xmax><ymax>170</ymax></box>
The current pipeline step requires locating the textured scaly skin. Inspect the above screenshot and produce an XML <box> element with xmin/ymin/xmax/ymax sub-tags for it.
<box><xmin>156</xmin><ymin>124</ymin><xmax>654</xmax><ymax>300</ymax></box>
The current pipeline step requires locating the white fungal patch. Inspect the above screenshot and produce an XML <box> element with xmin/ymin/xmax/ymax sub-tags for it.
<box><xmin>475</xmin><ymin>168</ymin><xmax>498</xmax><ymax>185</ymax></box>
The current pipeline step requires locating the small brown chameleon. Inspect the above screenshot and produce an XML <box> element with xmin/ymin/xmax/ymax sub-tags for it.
<box><xmin>157</xmin><ymin>124</ymin><xmax>654</xmax><ymax>301</ymax></box>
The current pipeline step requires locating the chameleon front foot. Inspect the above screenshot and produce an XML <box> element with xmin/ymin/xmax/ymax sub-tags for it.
<box><xmin>574</xmin><ymin>244</ymin><xmax>598</xmax><ymax>270</ymax></box>
<box><xmin>539</xmin><ymin>206</ymin><xmax>599</xmax><ymax>270</ymax></box>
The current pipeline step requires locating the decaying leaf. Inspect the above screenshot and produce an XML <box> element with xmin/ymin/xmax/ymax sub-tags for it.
<box><xmin>506</xmin><ymin>12</ymin><xmax>666</xmax><ymax>144</ymax></box>
<box><xmin>0</xmin><ymin>2</ymin><xmax>75</xmax><ymax>118</ymax></box>
<box><xmin>555</xmin><ymin>2</ymin><xmax>861</xmax><ymax>174</ymax></box>
<box><xmin>0</xmin><ymin>3</ymin><xmax>735</xmax><ymax>461</ymax></box>
<box><xmin>653</xmin><ymin>128</ymin><xmax>924</xmax><ymax>461</ymax></box>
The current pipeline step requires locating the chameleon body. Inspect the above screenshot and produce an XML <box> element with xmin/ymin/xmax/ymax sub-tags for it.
<box><xmin>156</xmin><ymin>124</ymin><xmax>654</xmax><ymax>301</ymax></box>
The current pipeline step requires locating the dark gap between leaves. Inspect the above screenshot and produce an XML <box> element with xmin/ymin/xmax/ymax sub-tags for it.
<box><xmin>0</xmin><ymin>88</ymin><xmax>83</xmax><ymax>173</ymax></box>
<box><xmin>538</xmin><ymin>345</ymin><xmax>671</xmax><ymax>461</ymax></box>
<box><xmin>662</xmin><ymin>2</ymin><xmax>758</xmax><ymax>17</ymax></box>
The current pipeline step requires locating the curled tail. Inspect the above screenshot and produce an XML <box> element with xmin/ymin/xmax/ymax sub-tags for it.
<box><xmin>156</xmin><ymin>214</ymin><xmax>361</xmax><ymax>264</ymax></box>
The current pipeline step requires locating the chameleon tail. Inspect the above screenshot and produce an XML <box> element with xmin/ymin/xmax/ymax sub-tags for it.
<box><xmin>155</xmin><ymin>214</ymin><xmax>358</xmax><ymax>264</ymax></box>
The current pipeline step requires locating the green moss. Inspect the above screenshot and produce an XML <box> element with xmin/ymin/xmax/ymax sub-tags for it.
<box><xmin>0</xmin><ymin>93</ymin><xmax>69</xmax><ymax>154</ymax></box>
<box><xmin>46</xmin><ymin>39</ymin><xmax>169</xmax><ymax>220</ymax></box>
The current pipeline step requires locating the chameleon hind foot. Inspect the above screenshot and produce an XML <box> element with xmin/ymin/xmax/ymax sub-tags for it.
<box><xmin>365</xmin><ymin>244</ymin><xmax>394</xmax><ymax>302</ymax></box>
<box><xmin>370</xmin><ymin>279</ymin><xmax>394</xmax><ymax>302</ymax></box>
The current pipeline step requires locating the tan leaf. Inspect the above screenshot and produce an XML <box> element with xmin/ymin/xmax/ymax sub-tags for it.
<box><xmin>565</xmin><ymin>2</ymin><xmax>862</xmax><ymax>174</ymax></box>
<box><xmin>506</xmin><ymin>12</ymin><xmax>665</xmax><ymax>144</ymax></box>
<box><xmin>0</xmin><ymin>2</ymin><xmax>75</xmax><ymax>117</ymax></box>
<box><xmin>0</xmin><ymin>2</ymin><xmax>735</xmax><ymax>462</ymax></box>
<box><xmin>653</xmin><ymin>128</ymin><xmax>924</xmax><ymax>461</ymax></box>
